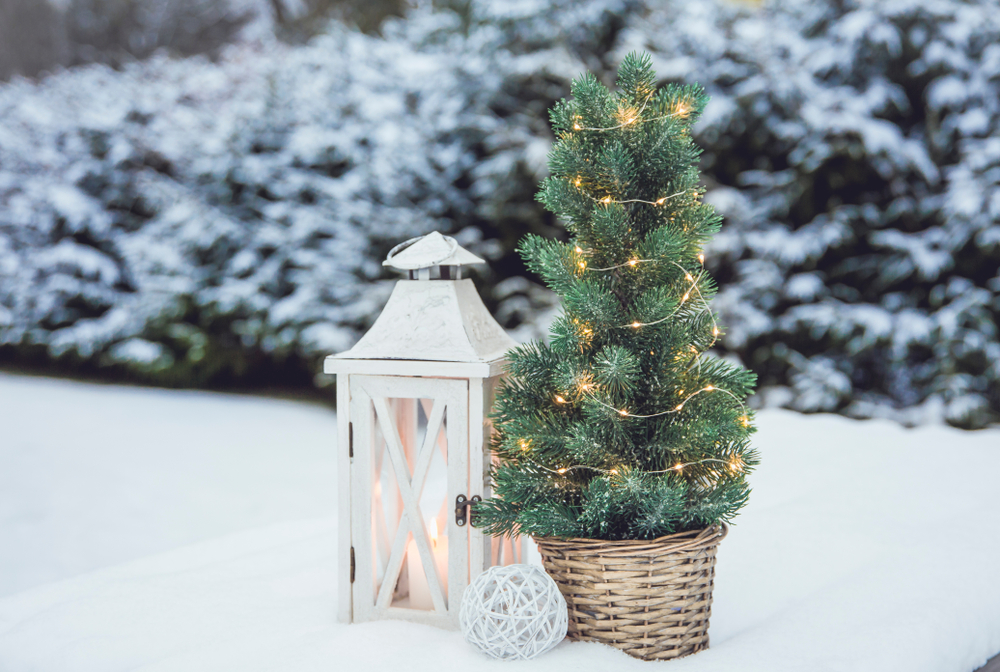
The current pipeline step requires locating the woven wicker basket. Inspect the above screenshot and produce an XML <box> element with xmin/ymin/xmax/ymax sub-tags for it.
<box><xmin>534</xmin><ymin>524</ymin><xmax>727</xmax><ymax>661</ymax></box>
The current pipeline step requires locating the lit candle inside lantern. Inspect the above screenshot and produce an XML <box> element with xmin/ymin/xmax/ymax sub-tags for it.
<box><xmin>406</xmin><ymin>518</ymin><xmax>449</xmax><ymax>611</ymax></box>
<box><xmin>406</xmin><ymin>536</ymin><xmax>431</xmax><ymax>610</ymax></box>
<box><xmin>430</xmin><ymin>518</ymin><xmax>448</xmax><ymax>596</ymax></box>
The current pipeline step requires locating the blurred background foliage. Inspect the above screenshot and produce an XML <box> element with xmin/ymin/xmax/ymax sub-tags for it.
<box><xmin>0</xmin><ymin>0</ymin><xmax>998</xmax><ymax>427</ymax></box>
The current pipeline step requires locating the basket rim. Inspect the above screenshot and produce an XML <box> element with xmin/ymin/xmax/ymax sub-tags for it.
<box><xmin>532</xmin><ymin>522</ymin><xmax>728</xmax><ymax>556</ymax></box>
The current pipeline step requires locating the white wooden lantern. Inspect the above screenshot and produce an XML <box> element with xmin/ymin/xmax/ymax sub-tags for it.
<box><xmin>326</xmin><ymin>232</ymin><xmax>526</xmax><ymax>629</ymax></box>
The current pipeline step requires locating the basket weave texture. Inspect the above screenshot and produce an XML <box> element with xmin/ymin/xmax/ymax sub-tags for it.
<box><xmin>534</xmin><ymin>524</ymin><xmax>727</xmax><ymax>661</ymax></box>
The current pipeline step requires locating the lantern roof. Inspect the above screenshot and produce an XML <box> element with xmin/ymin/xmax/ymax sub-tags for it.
<box><xmin>329</xmin><ymin>278</ymin><xmax>517</xmax><ymax>366</ymax></box>
<box><xmin>383</xmin><ymin>232</ymin><xmax>485</xmax><ymax>271</ymax></box>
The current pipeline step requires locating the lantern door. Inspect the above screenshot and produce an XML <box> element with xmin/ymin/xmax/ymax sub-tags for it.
<box><xmin>349</xmin><ymin>374</ymin><xmax>469</xmax><ymax>627</ymax></box>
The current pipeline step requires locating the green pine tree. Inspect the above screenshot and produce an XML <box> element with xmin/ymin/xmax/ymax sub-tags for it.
<box><xmin>474</xmin><ymin>53</ymin><xmax>760</xmax><ymax>541</ymax></box>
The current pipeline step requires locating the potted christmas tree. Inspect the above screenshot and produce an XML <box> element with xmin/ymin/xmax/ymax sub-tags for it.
<box><xmin>474</xmin><ymin>54</ymin><xmax>759</xmax><ymax>661</ymax></box>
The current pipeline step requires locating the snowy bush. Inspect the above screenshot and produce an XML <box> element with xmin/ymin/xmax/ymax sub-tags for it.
<box><xmin>619</xmin><ymin>0</ymin><xmax>1000</xmax><ymax>427</ymax></box>
<box><xmin>0</xmin><ymin>0</ymin><xmax>254</xmax><ymax>81</ymax></box>
<box><xmin>0</xmin><ymin>0</ymin><xmax>624</xmax><ymax>387</ymax></box>
<box><xmin>0</xmin><ymin>34</ymin><xmax>447</xmax><ymax>386</ymax></box>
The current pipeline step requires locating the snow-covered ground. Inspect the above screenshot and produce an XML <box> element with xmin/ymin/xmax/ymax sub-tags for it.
<box><xmin>1</xmin><ymin>372</ymin><xmax>999</xmax><ymax>671</ymax></box>
<box><xmin>0</xmin><ymin>372</ymin><xmax>337</xmax><ymax>597</ymax></box>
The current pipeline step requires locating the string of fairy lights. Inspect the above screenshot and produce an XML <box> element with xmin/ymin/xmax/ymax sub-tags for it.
<box><xmin>572</xmin><ymin>249</ymin><xmax>722</xmax><ymax>342</ymax></box>
<box><xmin>570</xmin><ymin>92</ymin><xmax>693</xmax><ymax>132</ymax></box>
<box><xmin>510</xmin><ymin>94</ymin><xmax>750</xmax><ymax>487</ymax></box>
<box><xmin>515</xmin><ymin>438</ymin><xmax>745</xmax><ymax>479</ymax></box>
<box><xmin>567</xmin><ymin>105</ymin><xmax>715</xmax><ymax>338</ymax></box>
<box><xmin>571</xmin><ymin>89</ymin><xmax>656</xmax><ymax>132</ymax></box>
<box><xmin>585</xmin><ymin>257</ymin><xmax>654</xmax><ymax>272</ymax></box>
<box><xmin>537</xmin><ymin>457</ymin><xmax>743</xmax><ymax>477</ymax></box>
<box><xmin>586</xmin><ymin>189</ymin><xmax>693</xmax><ymax>207</ymax></box>
<box><xmin>555</xmin><ymin>380</ymin><xmax>751</xmax><ymax>424</ymax></box>
<box><xmin>542</xmin><ymin>378</ymin><xmax>752</xmax><ymax>480</ymax></box>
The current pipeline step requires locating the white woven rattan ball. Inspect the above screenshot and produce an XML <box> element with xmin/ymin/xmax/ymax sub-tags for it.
<box><xmin>459</xmin><ymin>563</ymin><xmax>568</xmax><ymax>661</ymax></box>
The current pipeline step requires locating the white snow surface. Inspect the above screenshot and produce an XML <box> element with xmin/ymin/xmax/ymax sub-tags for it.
<box><xmin>1</xmin><ymin>373</ymin><xmax>999</xmax><ymax>671</ymax></box>
<box><xmin>0</xmin><ymin>372</ymin><xmax>337</xmax><ymax>597</ymax></box>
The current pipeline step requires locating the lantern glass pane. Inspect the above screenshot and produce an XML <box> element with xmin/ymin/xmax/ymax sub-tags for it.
<box><xmin>369</xmin><ymin>397</ymin><xmax>451</xmax><ymax>612</ymax></box>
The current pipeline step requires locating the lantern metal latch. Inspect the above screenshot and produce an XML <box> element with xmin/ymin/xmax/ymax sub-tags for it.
<box><xmin>455</xmin><ymin>494</ymin><xmax>481</xmax><ymax>527</ymax></box>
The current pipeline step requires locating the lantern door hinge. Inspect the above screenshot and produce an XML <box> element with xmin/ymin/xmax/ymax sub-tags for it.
<box><xmin>348</xmin><ymin>422</ymin><xmax>353</xmax><ymax>458</ymax></box>
<box><xmin>455</xmin><ymin>494</ymin><xmax>481</xmax><ymax>527</ymax></box>
<box><xmin>350</xmin><ymin>546</ymin><xmax>355</xmax><ymax>583</ymax></box>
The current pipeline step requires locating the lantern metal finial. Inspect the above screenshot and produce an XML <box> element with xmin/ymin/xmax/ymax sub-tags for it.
<box><xmin>384</xmin><ymin>232</ymin><xmax>485</xmax><ymax>280</ymax></box>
